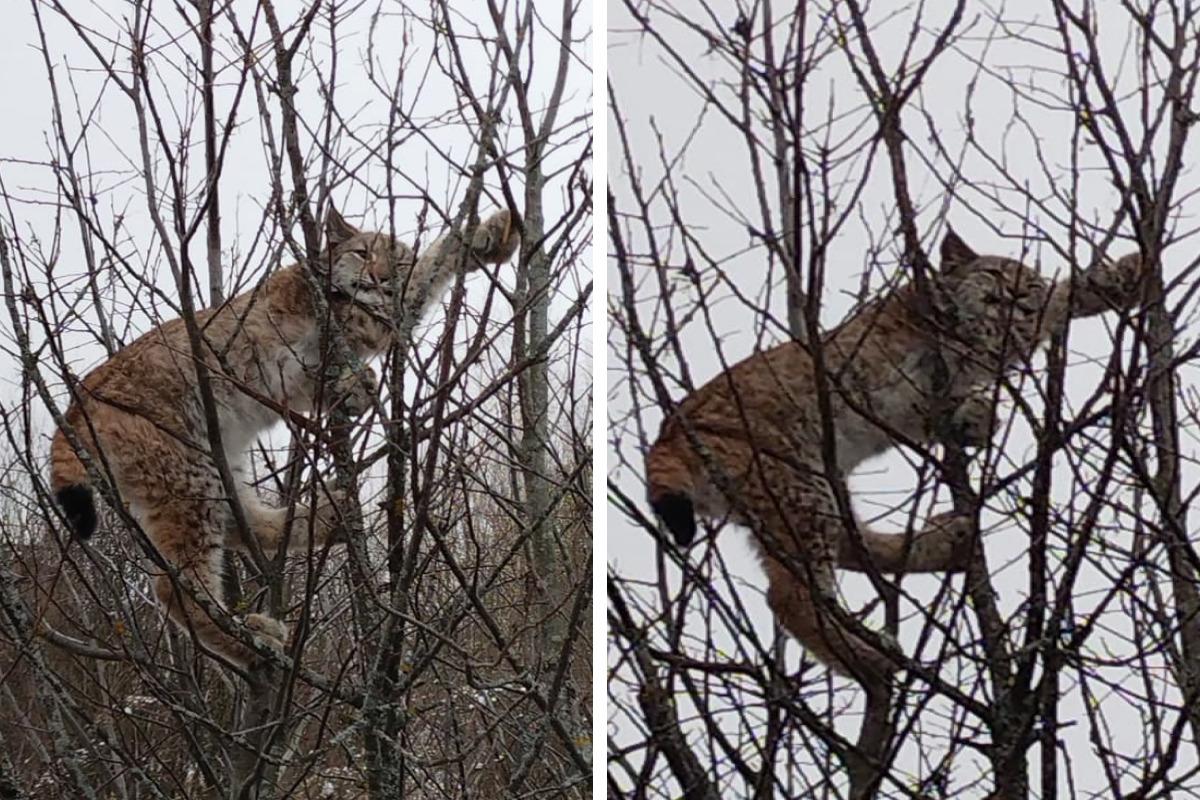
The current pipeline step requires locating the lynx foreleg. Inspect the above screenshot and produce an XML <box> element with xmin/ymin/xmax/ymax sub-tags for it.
<box><xmin>228</xmin><ymin>489</ymin><xmax>346</xmax><ymax>555</ymax></box>
<box><xmin>1067</xmin><ymin>252</ymin><xmax>1147</xmax><ymax>318</ymax></box>
<box><xmin>398</xmin><ymin>208</ymin><xmax>521</xmax><ymax>332</ymax></box>
<box><xmin>1038</xmin><ymin>251</ymin><xmax>1147</xmax><ymax>342</ymax></box>
<box><xmin>938</xmin><ymin>387</ymin><xmax>998</xmax><ymax>449</ymax></box>
<box><xmin>328</xmin><ymin>363</ymin><xmax>378</xmax><ymax>419</ymax></box>
<box><xmin>836</xmin><ymin>512</ymin><xmax>975</xmax><ymax>574</ymax></box>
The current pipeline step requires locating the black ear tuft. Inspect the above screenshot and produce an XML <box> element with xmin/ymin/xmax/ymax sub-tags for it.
<box><xmin>55</xmin><ymin>484</ymin><xmax>97</xmax><ymax>539</ymax></box>
<box><xmin>940</xmin><ymin>228</ymin><xmax>979</xmax><ymax>274</ymax></box>
<box><xmin>651</xmin><ymin>493</ymin><xmax>697</xmax><ymax>547</ymax></box>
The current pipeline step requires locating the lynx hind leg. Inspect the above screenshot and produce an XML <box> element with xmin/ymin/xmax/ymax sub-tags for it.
<box><xmin>150</xmin><ymin>536</ymin><xmax>284</xmax><ymax>668</ymax></box>
<box><xmin>739</xmin><ymin>470</ymin><xmax>897</xmax><ymax>689</ymax></box>
<box><xmin>762</xmin><ymin>555</ymin><xmax>896</xmax><ymax>690</ymax></box>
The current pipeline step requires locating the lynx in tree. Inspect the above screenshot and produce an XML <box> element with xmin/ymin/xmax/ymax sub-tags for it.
<box><xmin>49</xmin><ymin>207</ymin><xmax>520</xmax><ymax>668</ymax></box>
<box><xmin>646</xmin><ymin>230</ymin><xmax>1147</xmax><ymax>690</ymax></box>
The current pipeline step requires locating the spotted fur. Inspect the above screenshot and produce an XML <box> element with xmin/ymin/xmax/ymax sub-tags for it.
<box><xmin>49</xmin><ymin>207</ymin><xmax>520</xmax><ymax>668</ymax></box>
<box><xmin>646</xmin><ymin>230</ymin><xmax>1146</xmax><ymax>689</ymax></box>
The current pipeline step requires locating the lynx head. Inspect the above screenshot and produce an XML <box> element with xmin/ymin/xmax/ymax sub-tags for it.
<box><xmin>935</xmin><ymin>229</ymin><xmax>1050</xmax><ymax>364</ymax></box>
<box><xmin>323</xmin><ymin>206</ymin><xmax>415</xmax><ymax>307</ymax></box>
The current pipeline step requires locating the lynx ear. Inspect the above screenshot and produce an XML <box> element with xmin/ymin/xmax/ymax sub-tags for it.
<box><xmin>325</xmin><ymin>205</ymin><xmax>359</xmax><ymax>248</ymax></box>
<box><xmin>940</xmin><ymin>228</ymin><xmax>979</xmax><ymax>274</ymax></box>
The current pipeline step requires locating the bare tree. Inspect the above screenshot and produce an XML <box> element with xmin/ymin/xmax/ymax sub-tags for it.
<box><xmin>609</xmin><ymin>2</ymin><xmax>1200</xmax><ymax>798</ymax></box>
<box><xmin>0</xmin><ymin>1</ymin><xmax>591</xmax><ymax>798</ymax></box>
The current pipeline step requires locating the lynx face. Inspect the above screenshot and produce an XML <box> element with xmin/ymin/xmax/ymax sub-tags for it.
<box><xmin>324</xmin><ymin>207</ymin><xmax>416</xmax><ymax>308</ymax></box>
<box><xmin>938</xmin><ymin>242</ymin><xmax>1051</xmax><ymax>369</ymax></box>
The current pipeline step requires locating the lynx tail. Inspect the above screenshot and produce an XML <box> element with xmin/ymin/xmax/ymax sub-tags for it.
<box><xmin>645</xmin><ymin>436</ymin><xmax>697</xmax><ymax>547</ymax></box>
<box><xmin>49</xmin><ymin>428</ymin><xmax>97</xmax><ymax>538</ymax></box>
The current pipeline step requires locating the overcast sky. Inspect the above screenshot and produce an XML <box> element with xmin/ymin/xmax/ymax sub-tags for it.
<box><xmin>609</xmin><ymin>1</ymin><xmax>1200</xmax><ymax>795</ymax></box>
<box><xmin>0</xmin><ymin>0</ymin><xmax>592</xmax><ymax>469</ymax></box>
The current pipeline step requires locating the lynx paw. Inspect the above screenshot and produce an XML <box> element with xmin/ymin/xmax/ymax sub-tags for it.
<box><xmin>243</xmin><ymin>613</ymin><xmax>288</xmax><ymax>654</ymax></box>
<box><xmin>312</xmin><ymin>487</ymin><xmax>350</xmax><ymax>544</ymax></box>
<box><xmin>858</xmin><ymin>636</ymin><xmax>900</xmax><ymax>695</ymax></box>
<box><xmin>334</xmin><ymin>365</ymin><xmax>378</xmax><ymax>418</ymax></box>
<box><xmin>1075</xmin><ymin>252</ymin><xmax>1147</xmax><ymax>316</ymax></box>
<box><xmin>922</xmin><ymin>512</ymin><xmax>977</xmax><ymax>571</ymax></box>
<box><xmin>948</xmin><ymin>393</ymin><xmax>996</xmax><ymax>449</ymax></box>
<box><xmin>469</xmin><ymin>209</ymin><xmax>520</xmax><ymax>267</ymax></box>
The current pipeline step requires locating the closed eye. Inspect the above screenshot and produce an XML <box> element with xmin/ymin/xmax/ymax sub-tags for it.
<box><xmin>347</xmin><ymin>278</ymin><xmax>394</xmax><ymax>297</ymax></box>
<box><xmin>984</xmin><ymin>289</ymin><xmax>1036</xmax><ymax>306</ymax></box>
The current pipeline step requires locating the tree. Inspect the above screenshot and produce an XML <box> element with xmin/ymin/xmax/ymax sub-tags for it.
<box><xmin>608</xmin><ymin>2</ymin><xmax>1200</xmax><ymax>797</ymax></box>
<box><xmin>0</xmin><ymin>1</ymin><xmax>591</xmax><ymax>798</ymax></box>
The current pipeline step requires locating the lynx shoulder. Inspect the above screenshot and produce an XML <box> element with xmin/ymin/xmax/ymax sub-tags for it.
<box><xmin>49</xmin><ymin>207</ymin><xmax>519</xmax><ymax>668</ymax></box>
<box><xmin>646</xmin><ymin>230</ymin><xmax>1146</xmax><ymax>690</ymax></box>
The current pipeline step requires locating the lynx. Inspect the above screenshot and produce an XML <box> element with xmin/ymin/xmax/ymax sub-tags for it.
<box><xmin>646</xmin><ymin>230</ymin><xmax>1146</xmax><ymax>689</ymax></box>
<box><xmin>49</xmin><ymin>207</ymin><xmax>520</xmax><ymax>668</ymax></box>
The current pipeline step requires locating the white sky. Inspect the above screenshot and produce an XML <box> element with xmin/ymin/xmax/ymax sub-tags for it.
<box><xmin>609</xmin><ymin>1</ymin><xmax>1200</xmax><ymax>796</ymax></box>
<box><xmin>0</xmin><ymin>0</ymin><xmax>593</xmax><ymax>469</ymax></box>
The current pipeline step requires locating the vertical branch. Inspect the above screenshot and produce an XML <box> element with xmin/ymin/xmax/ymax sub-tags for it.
<box><xmin>1051</xmin><ymin>0</ymin><xmax>1200</xmax><ymax>760</ymax></box>
<box><xmin>482</xmin><ymin>0</ymin><xmax>590</xmax><ymax>770</ymax></box>
<box><xmin>197</xmin><ymin>0</ymin><xmax>223</xmax><ymax>308</ymax></box>
<box><xmin>29</xmin><ymin>0</ymin><xmax>116</xmax><ymax>355</ymax></box>
<box><xmin>836</xmin><ymin>3</ymin><xmax>972</xmax><ymax>796</ymax></box>
<box><xmin>758</xmin><ymin>0</ymin><xmax>806</xmax><ymax>340</ymax></box>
